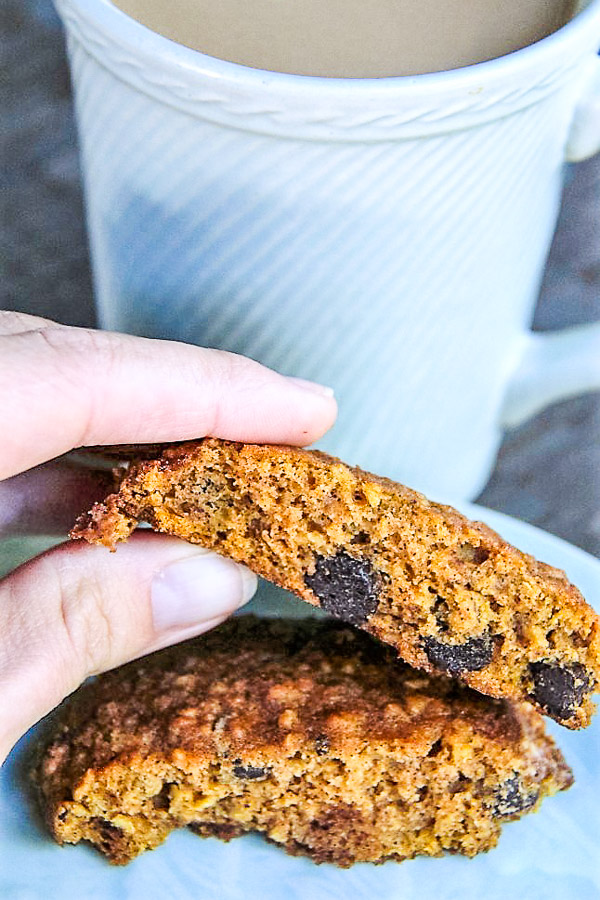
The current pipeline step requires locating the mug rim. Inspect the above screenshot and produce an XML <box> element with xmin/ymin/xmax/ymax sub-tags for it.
<box><xmin>57</xmin><ymin>0</ymin><xmax>600</xmax><ymax>140</ymax></box>
<box><xmin>60</xmin><ymin>0</ymin><xmax>600</xmax><ymax>92</ymax></box>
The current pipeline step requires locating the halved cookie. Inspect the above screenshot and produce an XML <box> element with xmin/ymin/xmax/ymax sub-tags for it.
<box><xmin>33</xmin><ymin>616</ymin><xmax>573</xmax><ymax>865</ymax></box>
<box><xmin>72</xmin><ymin>439</ymin><xmax>600</xmax><ymax>727</ymax></box>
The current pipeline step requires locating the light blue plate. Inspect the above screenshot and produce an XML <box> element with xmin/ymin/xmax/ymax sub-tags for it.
<box><xmin>1</xmin><ymin>504</ymin><xmax>599</xmax><ymax>900</ymax></box>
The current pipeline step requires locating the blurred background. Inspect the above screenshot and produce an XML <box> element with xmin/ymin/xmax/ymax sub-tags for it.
<box><xmin>2</xmin><ymin>0</ymin><xmax>599</xmax><ymax>557</ymax></box>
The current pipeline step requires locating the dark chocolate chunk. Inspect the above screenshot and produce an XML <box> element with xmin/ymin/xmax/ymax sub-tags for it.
<box><xmin>426</xmin><ymin>738</ymin><xmax>443</xmax><ymax>758</ymax></box>
<box><xmin>423</xmin><ymin>633</ymin><xmax>494</xmax><ymax>674</ymax></box>
<box><xmin>433</xmin><ymin>595</ymin><xmax>450</xmax><ymax>633</ymax></box>
<box><xmin>232</xmin><ymin>760</ymin><xmax>271</xmax><ymax>780</ymax></box>
<box><xmin>314</xmin><ymin>734</ymin><xmax>330</xmax><ymax>756</ymax></box>
<box><xmin>456</xmin><ymin>543</ymin><xmax>490</xmax><ymax>565</ymax></box>
<box><xmin>90</xmin><ymin>817</ymin><xmax>126</xmax><ymax>855</ymax></box>
<box><xmin>491</xmin><ymin>774</ymin><xmax>538</xmax><ymax>819</ymax></box>
<box><xmin>91</xmin><ymin>817</ymin><xmax>123</xmax><ymax>839</ymax></box>
<box><xmin>529</xmin><ymin>660</ymin><xmax>591</xmax><ymax>720</ymax></box>
<box><xmin>448</xmin><ymin>772</ymin><xmax>470</xmax><ymax>795</ymax></box>
<box><xmin>151</xmin><ymin>782</ymin><xmax>173</xmax><ymax>811</ymax></box>
<box><xmin>304</xmin><ymin>551</ymin><xmax>379</xmax><ymax>626</ymax></box>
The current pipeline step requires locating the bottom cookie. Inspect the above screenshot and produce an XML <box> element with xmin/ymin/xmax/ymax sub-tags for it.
<box><xmin>33</xmin><ymin>616</ymin><xmax>572</xmax><ymax>866</ymax></box>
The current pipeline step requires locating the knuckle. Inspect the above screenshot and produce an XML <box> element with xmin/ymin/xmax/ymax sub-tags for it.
<box><xmin>32</xmin><ymin>326</ymin><xmax>123</xmax><ymax>446</ymax></box>
<box><xmin>183</xmin><ymin>349</ymin><xmax>243</xmax><ymax>434</ymax></box>
<box><xmin>0</xmin><ymin>309</ymin><xmax>51</xmax><ymax>336</ymax></box>
<box><xmin>201</xmin><ymin>348</ymin><xmax>261</xmax><ymax>388</ymax></box>
<box><xmin>35</xmin><ymin>325</ymin><xmax>117</xmax><ymax>368</ymax></box>
<box><xmin>216</xmin><ymin>351</ymin><xmax>277</xmax><ymax>403</ymax></box>
<box><xmin>54</xmin><ymin>560</ymin><xmax>116</xmax><ymax>678</ymax></box>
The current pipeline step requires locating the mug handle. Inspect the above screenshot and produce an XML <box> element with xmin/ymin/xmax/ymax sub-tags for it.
<box><xmin>500</xmin><ymin>54</ymin><xmax>600</xmax><ymax>428</ymax></box>
<box><xmin>566</xmin><ymin>53</ymin><xmax>600</xmax><ymax>162</ymax></box>
<box><xmin>500</xmin><ymin>322</ymin><xmax>600</xmax><ymax>428</ymax></box>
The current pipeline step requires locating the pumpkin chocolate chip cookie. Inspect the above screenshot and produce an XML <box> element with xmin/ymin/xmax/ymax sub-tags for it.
<box><xmin>33</xmin><ymin>616</ymin><xmax>573</xmax><ymax>865</ymax></box>
<box><xmin>71</xmin><ymin>439</ymin><xmax>600</xmax><ymax>727</ymax></box>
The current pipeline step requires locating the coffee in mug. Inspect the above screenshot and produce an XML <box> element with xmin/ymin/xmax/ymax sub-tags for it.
<box><xmin>112</xmin><ymin>0</ymin><xmax>577</xmax><ymax>76</ymax></box>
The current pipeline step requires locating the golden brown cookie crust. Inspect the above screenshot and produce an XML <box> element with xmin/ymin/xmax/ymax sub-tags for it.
<box><xmin>71</xmin><ymin>439</ymin><xmax>600</xmax><ymax>727</ymax></box>
<box><xmin>33</xmin><ymin>617</ymin><xmax>573</xmax><ymax>866</ymax></box>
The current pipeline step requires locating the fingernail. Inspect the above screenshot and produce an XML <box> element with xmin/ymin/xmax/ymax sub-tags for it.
<box><xmin>151</xmin><ymin>551</ymin><xmax>257</xmax><ymax>632</ymax></box>
<box><xmin>286</xmin><ymin>376</ymin><xmax>335</xmax><ymax>398</ymax></box>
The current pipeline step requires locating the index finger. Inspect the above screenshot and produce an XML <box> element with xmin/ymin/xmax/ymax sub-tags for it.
<box><xmin>0</xmin><ymin>313</ymin><xmax>337</xmax><ymax>480</ymax></box>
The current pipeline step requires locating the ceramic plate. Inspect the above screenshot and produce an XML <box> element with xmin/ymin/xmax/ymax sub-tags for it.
<box><xmin>1</xmin><ymin>504</ymin><xmax>599</xmax><ymax>900</ymax></box>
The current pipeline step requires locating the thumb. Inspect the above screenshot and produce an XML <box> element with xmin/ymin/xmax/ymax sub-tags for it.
<box><xmin>0</xmin><ymin>533</ymin><xmax>256</xmax><ymax>763</ymax></box>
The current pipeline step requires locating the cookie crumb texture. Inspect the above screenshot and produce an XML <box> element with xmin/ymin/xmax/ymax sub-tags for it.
<box><xmin>71</xmin><ymin>439</ymin><xmax>600</xmax><ymax>727</ymax></box>
<box><xmin>34</xmin><ymin>618</ymin><xmax>572</xmax><ymax>866</ymax></box>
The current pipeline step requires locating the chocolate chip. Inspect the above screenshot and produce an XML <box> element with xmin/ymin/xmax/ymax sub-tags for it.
<box><xmin>91</xmin><ymin>817</ymin><xmax>123</xmax><ymax>839</ymax></box>
<box><xmin>314</xmin><ymin>734</ymin><xmax>330</xmax><ymax>756</ymax></box>
<box><xmin>423</xmin><ymin>633</ymin><xmax>494</xmax><ymax>674</ymax></box>
<box><xmin>304</xmin><ymin>551</ymin><xmax>379</xmax><ymax>626</ymax></box>
<box><xmin>151</xmin><ymin>782</ymin><xmax>174</xmax><ymax>811</ymax></box>
<box><xmin>426</xmin><ymin>738</ymin><xmax>443</xmax><ymax>758</ymax></box>
<box><xmin>232</xmin><ymin>760</ymin><xmax>271</xmax><ymax>780</ymax></box>
<box><xmin>529</xmin><ymin>660</ymin><xmax>591</xmax><ymax>720</ymax></box>
<box><xmin>433</xmin><ymin>595</ymin><xmax>450</xmax><ymax>633</ymax></box>
<box><xmin>491</xmin><ymin>775</ymin><xmax>538</xmax><ymax>818</ymax></box>
<box><xmin>448</xmin><ymin>773</ymin><xmax>470</xmax><ymax>795</ymax></box>
<box><xmin>456</xmin><ymin>543</ymin><xmax>490</xmax><ymax>565</ymax></box>
<box><xmin>90</xmin><ymin>817</ymin><xmax>125</xmax><ymax>854</ymax></box>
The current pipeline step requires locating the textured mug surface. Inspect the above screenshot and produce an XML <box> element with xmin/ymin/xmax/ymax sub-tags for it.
<box><xmin>57</xmin><ymin>0</ymin><xmax>600</xmax><ymax>499</ymax></box>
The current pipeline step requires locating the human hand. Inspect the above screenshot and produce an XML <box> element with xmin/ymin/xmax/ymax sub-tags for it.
<box><xmin>0</xmin><ymin>311</ymin><xmax>337</xmax><ymax>763</ymax></box>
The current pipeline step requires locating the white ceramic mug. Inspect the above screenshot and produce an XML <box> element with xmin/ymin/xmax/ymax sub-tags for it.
<box><xmin>56</xmin><ymin>0</ymin><xmax>600</xmax><ymax>499</ymax></box>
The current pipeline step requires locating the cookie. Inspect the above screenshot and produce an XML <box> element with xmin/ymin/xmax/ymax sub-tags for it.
<box><xmin>33</xmin><ymin>616</ymin><xmax>572</xmax><ymax>866</ymax></box>
<box><xmin>71</xmin><ymin>439</ymin><xmax>600</xmax><ymax>727</ymax></box>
